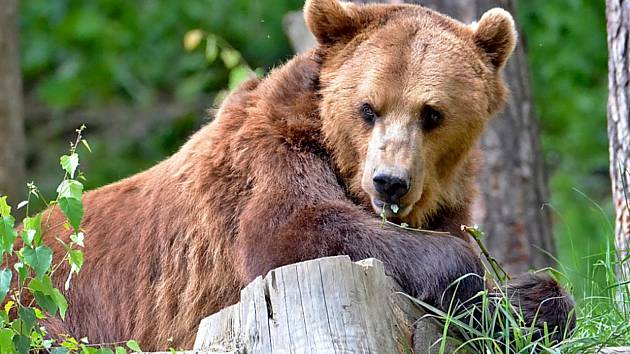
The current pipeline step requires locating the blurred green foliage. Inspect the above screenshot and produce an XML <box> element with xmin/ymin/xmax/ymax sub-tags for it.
<box><xmin>518</xmin><ymin>0</ymin><xmax>610</xmax><ymax>298</ymax></box>
<box><xmin>20</xmin><ymin>0</ymin><xmax>610</xmax><ymax>297</ymax></box>
<box><xmin>20</xmin><ymin>0</ymin><xmax>303</xmax><ymax>195</ymax></box>
<box><xmin>21</xmin><ymin>0</ymin><xmax>302</xmax><ymax>108</ymax></box>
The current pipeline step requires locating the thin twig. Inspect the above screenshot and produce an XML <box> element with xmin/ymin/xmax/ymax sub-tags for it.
<box><xmin>462</xmin><ymin>225</ymin><xmax>511</xmax><ymax>282</ymax></box>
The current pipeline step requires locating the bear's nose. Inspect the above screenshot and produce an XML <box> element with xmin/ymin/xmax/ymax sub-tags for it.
<box><xmin>372</xmin><ymin>173</ymin><xmax>410</xmax><ymax>203</ymax></box>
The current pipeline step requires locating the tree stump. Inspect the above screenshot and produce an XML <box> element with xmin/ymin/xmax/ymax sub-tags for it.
<box><xmin>192</xmin><ymin>256</ymin><xmax>455</xmax><ymax>354</ymax></box>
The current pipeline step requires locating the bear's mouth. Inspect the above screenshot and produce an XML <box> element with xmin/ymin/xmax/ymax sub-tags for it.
<box><xmin>371</xmin><ymin>198</ymin><xmax>412</xmax><ymax>219</ymax></box>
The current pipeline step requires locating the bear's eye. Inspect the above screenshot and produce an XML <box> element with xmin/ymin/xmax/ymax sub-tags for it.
<box><xmin>421</xmin><ymin>106</ymin><xmax>444</xmax><ymax>132</ymax></box>
<box><xmin>360</xmin><ymin>103</ymin><xmax>377</xmax><ymax>125</ymax></box>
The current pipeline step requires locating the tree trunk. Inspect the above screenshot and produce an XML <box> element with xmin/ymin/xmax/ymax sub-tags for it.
<box><xmin>0</xmin><ymin>0</ymin><xmax>25</xmax><ymax>204</ymax></box>
<box><xmin>606</xmin><ymin>0</ymin><xmax>630</xmax><ymax>277</ymax></box>
<box><xmin>347</xmin><ymin>0</ymin><xmax>555</xmax><ymax>274</ymax></box>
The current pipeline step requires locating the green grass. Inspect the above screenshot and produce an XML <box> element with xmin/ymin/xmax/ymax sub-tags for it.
<box><xmin>563</xmin><ymin>244</ymin><xmax>630</xmax><ymax>353</ymax></box>
<box><xmin>404</xmin><ymin>241</ymin><xmax>630</xmax><ymax>353</ymax></box>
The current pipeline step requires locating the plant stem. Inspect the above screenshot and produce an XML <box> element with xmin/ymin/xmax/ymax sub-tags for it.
<box><xmin>462</xmin><ymin>225</ymin><xmax>511</xmax><ymax>282</ymax></box>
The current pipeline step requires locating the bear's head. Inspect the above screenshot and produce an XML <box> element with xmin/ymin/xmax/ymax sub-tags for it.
<box><xmin>306</xmin><ymin>0</ymin><xmax>516</xmax><ymax>226</ymax></box>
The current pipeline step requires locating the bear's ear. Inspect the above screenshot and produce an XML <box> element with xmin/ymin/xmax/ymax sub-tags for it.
<box><xmin>472</xmin><ymin>8</ymin><xmax>517</xmax><ymax>69</ymax></box>
<box><xmin>304</xmin><ymin>0</ymin><xmax>358</xmax><ymax>44</ymax></box>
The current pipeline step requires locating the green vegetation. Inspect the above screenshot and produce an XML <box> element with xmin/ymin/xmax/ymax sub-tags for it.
<box><xmin>21</xmin><ymin>0</ymin><xmax>302</xmax><ymax>109</ymax></box>
<box><xmin>409</xmin><ymin>228</ymin><xmax>629</xmax><ymax>354</ymax></box>
<box><xmin>0</xmin><ymin>128</ymin><xmax>143</xmax><ymax>353</ymax></box>
<box><xmin>518</xmin><ymin>1</ymin><xmax>611</xmax><ymax>299</ymax></box>
<box><xmin>20</xmin><ymin>0</ymin><xmax>303</xmax><ymax>197</ymax></box>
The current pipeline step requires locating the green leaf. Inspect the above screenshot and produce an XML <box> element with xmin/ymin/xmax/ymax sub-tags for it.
<box><xmin>56</xmin><ymin>180</ymin><xmax>83</xmax><ymax>200</ymax></box>
<box><xmin>115</xmin><ymin>347</ymin><xmax>126</xmax><ymax>354</ymax></box>
<box><xmin>14</xmin><ymin>262</ymin><xmax>27</xmax><ymax>287</ymax></box>
<box><xmin>60</xmin><ymin>336</ymin><xmax>79</xmax><ymax>350</ymax></box>
<box><xmin>126</xmin><ymin>340</ymin><xmax>141</xmax><ymax>352</ymax></box>
<box><xmin>30</xmin><ymin>277</ymin><xmax>61</xmax><ymax>315</ymax></box>
<box><xmin>18</xmin><ymin>307</ymin><xmax>36</xmax><ymax>334</ymax></box>
<box><xmin>29</xmin><ymin>276</ymin><xmax>54</xmax><ymax>295</ymax></box>
<box><xmin>33</xmin><ymin>307</ymin><xmax>45</xmax><ymax>319</ymax></box>
<box><xmin>60</xmin><ymin>153</ymin><xmax>79</xmax><ymax>178</ymax></box>
<box><xmin>11</xmin><ymin>318</ymin><xmax>24</xmax><ymax>334</ymax></box>
<box><xmin>13</xmin><ymin>334</ymin><xmax>30</xmax><ymax>354</ymax></box>
<box><xmin>52</xmin><ymin>289</ymin><xmax>68</xmax><ymax>319</ymax></box>
<box><xmin>33</xmin><ymin>291</ymin><xmax>57</xmax><ymax>316</ymax></box>
<box><xmin>21</xmin><ymin>213</ymin><xmax>42</xmax><ymax>247</ymax></box>
<box><xmin>4</xmin><ymin>300</ymin><xmax>14</xmax><ymax>314</ymax></box>
<box><xmin>69</xmin><ymin>250</ymin><xmax>84</xmax><ymax>272</ymax></box>
<box><xmin>57</xmin><ymin>180</ymin><xmax>83</xmax><ymax>232</ymax></box>
<box><xmin>59</xmin><ymin>197</ymin><xmax>84</xmax><ymax>232</ymax></box>
<box><xmin>0</xmin><ymin>197</ymin><xmax>11</xmax><ymax>217</ymax></box>
<box><xmin>97</xmin><ymin>349</ymin><xmax>114</xmax><ymax>354</ymax></box>
<box><xmin>0</xmin><ymin>215</ymin><xmax>16</xmax><ymax>256</ymax></box>
<box><xmin>205</xmin><ymin>34</ymin><xmax>218</xmax><ymax>64</ymax></box>
<box><xmin>23</xmin><ymin>245</ymin><xmax>53</xmax><ymax>278</ymax></box>
<box><xmin>220</xmin><ymin>48</ymin><xmax>240</xmax><ymax>69</ymax></box>
<box><xmin>228</xmin><ymin>65</ymin><xmax>253</xmax><ymax>90</ymax></box>
<box><xmin>81</xmin><ymin>345</ymin><xmax>99</xmax><ymax>354</ymax></box>
<box><xmin>80</xmin><ymin>139</ymin><xmax>92</xmax><ymax>153</ymax></box>
<box><xmin>21</xmin><ymin>231</ymin><xmax>35</xmax><ymax>248</ymax></box>
<box><xmin>0</xmin><ymin>329</ymin><xmax>13</xmax><ymax>353</ymax></box>
<box><xmin>0</xmin><ymin>269</ymin><xmax>11</xmax><ymax>303</ymax></box>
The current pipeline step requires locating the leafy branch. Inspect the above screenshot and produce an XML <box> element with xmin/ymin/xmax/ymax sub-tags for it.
<box><xmin>0</xmin><ymin>126</ymin><xmax>142</xmax><ymax>354</ymax></box>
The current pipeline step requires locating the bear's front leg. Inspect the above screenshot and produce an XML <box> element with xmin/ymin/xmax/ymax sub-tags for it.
<box><xmin>235</xmin><ymin>198</ymin><xmax>485</xmax><ymax>310</ymax></box>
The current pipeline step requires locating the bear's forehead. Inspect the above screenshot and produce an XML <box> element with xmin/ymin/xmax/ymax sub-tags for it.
<box><xmin>362</xmin><ymin>16</ymin><xmax>483</xmax><ymax>73</ymax></box>
<box><xmin>346</xmin><ymin>21</ymin><xmax>488</xmax><ymax>106</ymax></box>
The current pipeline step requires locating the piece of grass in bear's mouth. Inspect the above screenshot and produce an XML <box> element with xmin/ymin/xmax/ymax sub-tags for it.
<box><xmin>379</xmin><ymin>204</ymin><xmax>451</xmax><ymax>236</ymax></box>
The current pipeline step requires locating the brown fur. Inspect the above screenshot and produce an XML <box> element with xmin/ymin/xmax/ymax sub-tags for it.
<box><xmin>23</xmin><ymin>1</ymin><xmax>573</xmax><ymax>350</ymax></box>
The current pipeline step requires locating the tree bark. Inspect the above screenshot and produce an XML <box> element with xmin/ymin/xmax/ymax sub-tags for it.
<box><xmin>606</xmin><ymin>0</ymin><xmax>630</xmax><ymax>276</ymax></box>
<box><xmin>348</xmin><ymin>0</ymin><xmax>555</xmax><ymax>274</ymax></box>
<box><xmin>0</xmin><ymin>0</ymin><xmax>25</xmax><ymax>204</ymax></box>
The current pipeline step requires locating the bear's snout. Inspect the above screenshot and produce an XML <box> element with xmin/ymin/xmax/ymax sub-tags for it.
<box><xmin>372</xmin><ymin>172</ymin><xmax>410</xmax><ymax>204</ymax></box>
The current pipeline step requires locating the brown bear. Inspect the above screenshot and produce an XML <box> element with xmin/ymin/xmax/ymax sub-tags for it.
<box><xmin>30</xmin><ymin>0</ymin><xmax>574</xmax><ymax>350</ymax></box>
